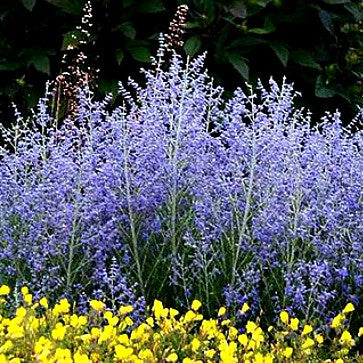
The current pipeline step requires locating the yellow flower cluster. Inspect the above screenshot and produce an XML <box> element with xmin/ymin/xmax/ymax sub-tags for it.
<box><xmin>0</xmin><ymin>285</ymin><xmax>362</xmax><ymax>362</ymax></box>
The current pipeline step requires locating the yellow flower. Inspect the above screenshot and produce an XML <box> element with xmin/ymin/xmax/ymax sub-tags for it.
<box><xmin>218</xmin><ymin>307</ymin><xmax>227</xmax><ymax>316</ymax></box>
<box><xmin>146</xmin><ymin>317</ymin><xmax>154</xmax><ymax>327</ymax></box>
<box><xmin>204</xmin><ymin>349</ymin><xmax>216</xmax><ymax>358</ymax></box>
<box><xmin>39</xmin><ymin>297</ymin><xmax>48</xmax><ymax>309</ymax></box>
<box><xmin>114</xmin><ymin>345</ymin><xmax>133</xmax><ymax>360</ymax></box>
<box><xmin>0</xmin><ymin>285</ymin><xmax>10</xmax><ymax>295</ymax></box>
<box><xmin>7</xmin><ymin>326</ymin><xmax>24</xmax><ymax>340</ymax></box>
<box><xmin>119</xmin><ymin>305</ymin><xmax>133</xmax><ymax>315</ymax></box>
<box><xmin>91</xmin><ymin>327</ymin><xmax>100</xmax><ymax>338</ymax></box>
<box><xmin>340</xmin><ymin>330</ymin><xmax>354</xmax><ymax>345</ymax></box>
<box><xmin>191</xmin><ymin>337</ymin><xmax>201</xmax><ymax>352</ymax></box>
<box><xmin>184</xmin><ymin>311</ymin><xmax>196</xmax><ymax>323</ymax></box>
<box><xmin>138</xmin><ymin>349</ymin><xmax>153</xmax><ymax>360</ymax></box>
<box><xmin>78</xmin><ymin>315</ymin><xmax>88</xmax><ymax>326</ymax></box>
<box><xmin>117</xmin><ymin>334</ymin><xmax>129</xmax><ymax>345</ymax></box>
<box><xmin>170</xmin><ymin>308</ymin><xmax>179</xmax><ymax>318</ymax></box>
<box><xmin>283</xmin><ymin>347</ymin><xmax>293</xmax><ymax>358</ymax></box>
<box><xmin>246</xmin><ymin>321</ymin><xmax>257</xmax><ymax>334</ymax></box>
<box><xmin>51</xmin><ymin>323</ymin><xmax>66</xmax><ymax>341</ymax></box>
<box><xmin>16</xmin><ymin>307</ymin><xmax>27</xmax><ymax>318</ymax></box>
<box><xmin>253</xmin><ymin>353</ymin><xmax>264</xmax><ymax>363</ymax></box>
<box><xmin>104</xmin><ymin>311</ymin><xmax>119</xmax><ymax>326</ymax></box>
<box><xmin>241</xmin><ymin>302</ymin><xmax>250</xmax><ymax>314</ymax></box>
<box><xmin>9</xmin><ymin>359</ymin><xmax>21</xmax><ymax>363</ymax></box>
<box><xmin>229</xmin><ymin>326</ymin><xmax>238</xmax><ymax>340</ymax></box>
<box><xmin>342</xmin><ymin>303</ymin><xmax>355</xmax><ymax>314</ymax></box>
<box><xmin>279</xmin><ymin>311</ymin><xmax>289</xmax><ymax>324</ymax></box>
<box><xmin>290</xmin><ymin>317</ymin><xmax>299</xmax><ymax>331</ymax></box>
<box><xmin>302</xmin><ymin>324</ymin><xmax>313</xmax><ymax>335</ymax></box>
<box><xmin>153</xmin><ymin>299</ymin><xmax>164</xmax><ymax>319</ymax></box>
<box><xmin>301</xmin><ymin>337</ymin><xmax>315</xmax><ymax>349</ymax></box>
<box><xmin>74</xmin><ymin>351</ymin><xmax>91</xmax><ymax>363</ymax></box>
<box><xmin>23</xmin><ymin>293</ymin><xmax>32</xmax><ymax>305</ymax></box>
<box><xmin>238</xmin><ymin>334</ymin><xmax>248</xmax><ymax>347</ymax></box>
<box><xmin>331</xmin><ymin>314</ymin><xmax>344</xmax><ymax>328</ymax></box>
<box><xmin>98</xmin><ymin>325</ymin><xmax>116</xmax><ymax>343</ymax></box>
<box><xmin>0</xmin><ymin>340</ymin><xmax>13</xmax><ymax>353</ymax></box>
<box><xmin>166</xmin><ymin>353</ymin><xmax>178</xmax><ymax>362</ymax></box>
<box><xmin>21</xmin><ymin>286</ymin><xmax>29</xmax><ymax>295</ymax></box>
<box><xmin>336</xmin><ymin>359</ymin><xmax>344</xmax><ymax>363</ymax></box>
<box><xmin>53</xmin><ymin>298</ymin><xmax>71</xmax><ymax>315</ymax></box>
<box><xmin>315</xmin><ymin>334</ymin><xmax>324</xmax><ymax>344</ymax></box>
<box><xmin>55</xmin><ymin>348</ymin><xmax>71</xmax><ymax>362</ymax></box>
<box><xmin>89</xmin><ymin>300</ymin><xmax>105</xmax><ymax>312</ymax></box>
<box><xmin>358</xmin><ymin>327</ymin><xmax>363</xmax><ymax>337</ymax></box>
<box><xmin>191</xmin><ymin>299</ymin><xmax>202</xmax><ymax>311</ymax></box>
<box><xmin>125</xmin><ymin>316</ymin><xmax>133</xmax><ymax>326</ymax></box>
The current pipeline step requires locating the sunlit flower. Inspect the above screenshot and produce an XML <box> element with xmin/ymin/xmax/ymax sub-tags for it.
<box><xmin>241</xmin><ymin>302</ymin><xmax>249</xmax><ymax>314</ymax></box>
<box><xmin>89</xmin><ymin>300</ymin><xmax>105</xmax><ymax>312</ymax></box>
<box><xmin>340</xmin><ymin>330</ymin><xmax>354</xmax><ymax>345</ymax></box>
<box><xmin>302</xmin><ymin>325</ymin><xmax>313</xmax><ymax>335</ymax></box>
<box><xmin>0</xmin><ymin>285</ymin><xmax>10</xmax><ymax>295</ymax></box>
<box><xmin>283</xmin><ymin>346</ymin><xmax>293</xmax><ymax>358</ymax></box>
<box><xmin>342</xmin><ymin>303</ymin><xmax>355</xmax><ymax>314</ymax></box>
<box><xmin>280</xmin><ymin>311</ymin><xmax>289</xmax><ymax>324</ymax></box>
<box><xmin>191</xmin><ymin>300</ymin><xmax>202</xmax><ymax>311</ymax></box>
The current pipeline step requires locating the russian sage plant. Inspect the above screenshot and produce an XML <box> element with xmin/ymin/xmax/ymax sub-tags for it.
<box><xmin>0</xmin><ymin>52</ymin><xmax>362</xmax><ymax>323</ymax></box>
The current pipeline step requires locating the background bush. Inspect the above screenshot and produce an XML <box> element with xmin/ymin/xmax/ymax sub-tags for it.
<box><xmin>0</xmin><ymin>0</ymin><xmax>362</xmax><ymax>127</ymax></box>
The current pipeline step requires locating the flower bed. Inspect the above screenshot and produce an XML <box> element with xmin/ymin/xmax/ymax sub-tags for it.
<box><xmin>0</xmin><ymin>286</ymin><xmax>362</xmax><ymax>362</ymax></box>
<box><xmin>0</xmin><ymin>38</ymin><xmax>362</xmax><ymax>363</ymax></box>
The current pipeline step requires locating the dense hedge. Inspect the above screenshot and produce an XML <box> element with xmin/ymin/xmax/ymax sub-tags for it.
<box><xmin>0</xmin><ymin>0</ymin><xmax>361</xmax><ymax>126</ymax></box>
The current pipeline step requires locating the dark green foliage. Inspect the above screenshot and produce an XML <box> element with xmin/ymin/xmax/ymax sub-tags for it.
<box><xmin>0</xmin><ymin>0</ymin><xmax>361</xmax><ymax>126</ymax></box>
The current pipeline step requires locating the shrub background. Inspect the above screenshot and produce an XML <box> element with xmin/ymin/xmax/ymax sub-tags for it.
<box><xmin>0</xmin><ymin>0</ymin><xmax>361</xmax><ymax>127</ymax></box>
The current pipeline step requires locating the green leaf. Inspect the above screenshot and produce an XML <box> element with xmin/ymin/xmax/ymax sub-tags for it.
<box><xmin>62</xmin><ymin>30</ymin><xmax>82</xmax><ymax>51</ymax></box>
<box><xmin>129</xmin><ymin>47</ymin><xmax>151</xmax><ymax>63</ymax></box>
<box><xmin>117</xmin><ymin>22</ymin><xmax>136</xmax><ymax>40</ymax></box>
<box><xmin>29</xmin><ymin>55</ymin><xmax>50</xmax><ymax>74</ymax></box>
<box><xmin>137</xmin><ymin>0</ymin><xmax>165</xmax><ymax>13</ymax></box>
<box><xmin>344</xmin><ymin>4</ymin><xmax>362</xmax><ymax>21</ymax></box>
<box><xmin>248</xmin><ymin>17</ymin><xmax>275</xmax><ymax>34</ymax></box>
<box><xmin>318</xmin><ymin>10</ymin><xmax>335</xmax><ymax>34</ymax></box>
<box><xmin>315</xmin><ymin>75</ymin><xmax>335</xmax><ymax>98</ymax></box>
<box><xmin>270</xmin><ymin>43</ymin><xmax>289</xmax><ymax>67</ymax></box>
<box><xmin>291</xmin><ymin>49</ymin><xmax>321</xmax><ymax>70</ymax></box>
<box><xmin>321</xmin><ymin>0</ymin><xmax>350</xmax><ymax>4</ymax></box>
<box><xmin>115</xmin><ymin>49</ymin><xmax>124</xmax><ymax>65</ymax></box>
<box><xmin>21</xmin><ymin>0</ymin><xmax>36</xmax><ymax>11</ymax></box>
<box><xmin>184</xmin><ymin>36</ymin><xmax>202</xmax><ymax>56</ymax></box>
<box><xmin>227</xmin><ymin>53</ymin><xmax>249</xmax><ymax>80</ymax></box>
<box><xmin>0</xmin><ymin>60</ymin><xmax>22</xmax><ymax>71</ymax></box>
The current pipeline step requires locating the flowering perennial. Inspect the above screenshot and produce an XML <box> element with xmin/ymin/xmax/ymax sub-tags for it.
<box><xmin>0</xmin><ymin>286</ymin><xmax>362</xmax><ymax>362</ymax></box>
<box><xmin>0</xmin><ymin>50</ymin><xmax>362</xmax><ymax>321</ymax></box>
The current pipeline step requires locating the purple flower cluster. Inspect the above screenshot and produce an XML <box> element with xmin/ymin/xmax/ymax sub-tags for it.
<box><xmin>0</xmin><ymin>53</ymin><xmax>362</xmax><ymax>320</ymax></box>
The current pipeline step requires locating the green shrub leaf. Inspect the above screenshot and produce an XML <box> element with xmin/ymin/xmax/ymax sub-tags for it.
<box><xmin>29</xmin><ymin>55</ymin><xmax>50</xmax><ymax>74</ymax></box>
<box><xmin>315</xmin><ymin>75</ymin><xmax>336</xmax><ymax>98</ymax></box>
<box><xmin>227</xmin><ymin>53</ymin><xmax>249</xmax><ymax>80</ymax></box>
<box><xmin>291</xmin><ymin>49</ymin><xmax>321</xmax><ymax>70</ymax></box>
<box><xmin>184</xmin><ymin>36</ymin><xmax>202</xmax><ymax>56</ymax></box>
<box><xmin>115</xmin><ymin>49</ymin><xmax>124</xmax><ymax>66</ymax></box>
<box><xmin>270</xmin><ymin>43</ymin><xmax>289</xmax><ymax>67</ymax></box>
<box><xmin>129</xmin><ymin>47</ymin><xmax>151</xmax><ymax>63</ymax></box>
<box><xmin>21</xmin><ymin>0</ymin><xmax>36</xmax><ymax>11</ymax></box>
<box><xmin>117</xmin><ymin>22</ymin><xmax>136</xmax><ymax>40</ymax></box>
